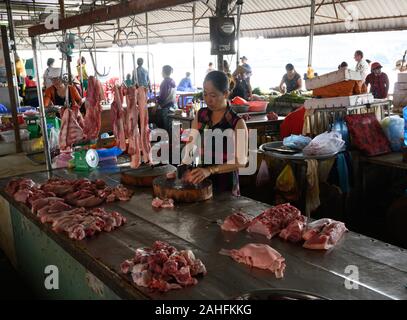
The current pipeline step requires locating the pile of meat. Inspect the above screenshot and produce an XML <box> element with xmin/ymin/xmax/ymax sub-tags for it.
<box><xmin>5</xmin><ymin>177</ymin><xmax>131</xmax><ymax>240</ymax></box>
<box><xmin>111</xmin><ymin>86</ymin><xmax>152</xmax><ymax>168</ymax></box>
<box><xmin>220</xmin><ymin>244</ymin><xmax>286</xmax><ymax>279</ymax></box>
<box><xmin>220</xmin><ymin>204</ymin><xmax>347</xmax><ymax>250</ymax></box>
<box><xmin>120</xmin><ymin>241</ymin><xmax>207</xmax><ymax>292</ymax></box>
<box><xmin>151</xmin><ymin>197</ymin><xmax>174</xmax><ymax>209</ymax></box>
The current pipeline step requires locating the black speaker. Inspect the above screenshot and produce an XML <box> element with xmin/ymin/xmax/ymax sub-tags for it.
<box><xmin>209</xmin><ymin>17</ymin><xmax>236</xmax><ymax>55</ymax></box>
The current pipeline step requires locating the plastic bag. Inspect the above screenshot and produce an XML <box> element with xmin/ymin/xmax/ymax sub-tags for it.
<box><xmin>256</xmin><ymin>160</ymin><xmax>270</xmax><ymax>187</ymax></box>
<box><xmin>283</xmin><ymin>135</ymin><xmax>312</xmax><ymax>150</ymax></box>
<box><xmin>276</xmin><ymin>164</ymin><xmax>297</xmax><ymax>193</ymax></box>
<box><xmin>49</xmin><ymin>127</ymin><xmax>60</xmax><ymax>152</ymax></box>
<box><xmin>381</xmin><ymin>116</ymin><xmax>404</xmax><ymax>151</ymax></box>
<box><xmin>303</xmin><ymin>131</ymin><xmax>345</xmax><ymax>156</ymax></box>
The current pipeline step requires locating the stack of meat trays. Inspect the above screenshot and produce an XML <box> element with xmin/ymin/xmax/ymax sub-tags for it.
<box><xmin>304</xmin><ymin>93</ymin><xmax>374</xmax><ymax>110</ymax></box>
<box><xmin>392</xmin><ymin>73</ymin><xmax>407</xmax><ymax>113</ymax></box>
<box><xmin>304</xmin><ymin>68</ymin><xmax>373</xmax><ymax>110</ymax></box>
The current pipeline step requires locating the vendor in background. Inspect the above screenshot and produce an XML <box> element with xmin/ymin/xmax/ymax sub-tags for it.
<box><xmin>25</xmin><ymin>75</ymin><xmax>37</xmax><ymax>88</ymax></box>
<box><xmin>338</xmin><ymin>62</ymin><xmax>348</xmax><ymax>70</ymax></box>
<box><xmin>223</xmin><ymin>60</ymin><xmax>235</xmax><ymax>91</ymax></box>
<box><xmin>124</xmin><ymin>73</ymin><xmax>134</xmax><ymax>87</ymax></box>
<box><xmin>43</xmin><ymin>58</ymin><xmax>56</xmax><ymax>89</ymax></box>
<box><xmin>354</xmin><ymin>50</ymin><xmax>370</xmax><ymax>82</ymax></box>
<box><xmin>365</xmin><ymin>62</ymin><xmax>389</xmax><ymax>99</ymax></box>
<box><xmin>156</xmin><ymin>65</ymin><xmax>176</xmax><ymax>132</ymax></box>
<box><xmin>230</xmin><ymin>65</ymin><xmax>252</xmax><ymax>101</ymax></box>
<box><xmin>279</xmin><ymin>63</ymin><xmax>302</xmax><ymax>94</ymax></box>
<box><xmin>76</xmin><ymin>57</ymin><xmax>88</xmax><ymax>91</ymax></box>
<box><xmin>43</xmin><ymin>69</ymin><xmax>82</xmax><ymax>108</ymax></box>
<box><xmin>135</xmin><ymin>58</ymin><xmax>151</xmax><ymax>92</ymax></box>
<box><xmin>206</xmin><ymin>62</ymin><xmax>214</xmax><ymax>74</ymax></box>
<box><xmin>182</xmin><ymin>71</ymin><xmax>248</xmax><ymax>196</ymax></box>
<box><xmin>177</xmin><ymin>72</ymin><xmax>194</xmax><ymax>92</ymax></box>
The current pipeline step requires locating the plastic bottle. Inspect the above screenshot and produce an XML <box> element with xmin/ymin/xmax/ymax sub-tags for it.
<box><xmin>403</xmin><ymin>106</ymin><xmax>407</xmax><ymax>146</ymax></box>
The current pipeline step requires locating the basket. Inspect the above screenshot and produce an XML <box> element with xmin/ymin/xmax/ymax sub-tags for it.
<box><xmin>231</xmin><ymin>104</ymin><xmax>250</xmax><ymax>113</ymax></box>
<box><xmin>248</xmin><ymin>101</ymin><xmax>268</xmax><ymax>113</ymax></box>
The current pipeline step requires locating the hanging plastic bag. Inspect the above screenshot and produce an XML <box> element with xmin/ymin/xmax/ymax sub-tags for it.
<box><xmin>381</xmin><ymin>116</ymin><xmax>404</xmax><ymax>152</ymax></box>
<box><xmin>256</xmin><ymin>160</ymin><xmax>270</xmax><ymax>187</ymax></box>
<box><xmin>303</xmin><ymin>131</ymin><xmax>345</xmax><ymax>156</ymax></box>
<box><xmin>283</xmin><ymin>135</ymin><xmax>312</xmax><ymax>150</ymax></box>
<box><xmin>276</xmin><ymin>164</ymin><xmax>296</xmax><ymax>193</ymax></box>
<box><xmin>49</xmin><ymin>127</ymin><xmax>60</xmax><ymax>150</ymax></box>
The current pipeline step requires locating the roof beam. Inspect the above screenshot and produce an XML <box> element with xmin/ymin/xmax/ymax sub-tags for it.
<box><xmin>28</xmin><ymin>0</ymin><xmax>195</xmax><ymax>37</ymax></box>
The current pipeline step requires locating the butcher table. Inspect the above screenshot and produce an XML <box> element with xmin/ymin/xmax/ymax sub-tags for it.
<box><xmin>0</xmin><ymin>167</ymin><xmax>407</xmax><ymax>300</ymax></box>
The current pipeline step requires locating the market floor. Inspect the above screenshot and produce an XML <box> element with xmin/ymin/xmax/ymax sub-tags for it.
<box><xmin>0</xmin><ymin>249</ymin><xmax>36</xmax><ymax>300</ymax></box>
<box><xmin>0</xmin><ymin>153</ymin><xmax>45</xmax><ymax>179</ymax></box>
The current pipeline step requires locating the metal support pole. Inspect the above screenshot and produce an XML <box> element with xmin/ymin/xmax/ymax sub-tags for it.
<box><xmin>192</xmin><ymin>2</ymin><xmax>196</xmax><ymax>87</ymax></box>
<box><xmin>31</xmin><ymin>36</ymin><xmax>52</xmax><ymax>171</ymax></box>
<box><xmin>93</xmin><ymin>24</ymin><xmax>98</xmax><ymax>79</ymax></box>
<box><xmin>5</xmin><ymin>0</ymin><xmax>16</xmax><ymax>52</ymax></box>
<box><xmin>236</xmin><ymin>1</ymin><xmax>243</xmax><ymax>70</ymax></box>
<box><xmin>308</xmin><ymin>0</ymin><xmax>316</xmax><ymax>68</ymax></box>
<box><xmin>146</xmin><ymin>12</ymin><xmax>150</xmax><ymax>77</ymax></box>
<box><xmin>1</xmin><ymin>25</ymin><xmax>21</xmax><ymax>153</ymax></box>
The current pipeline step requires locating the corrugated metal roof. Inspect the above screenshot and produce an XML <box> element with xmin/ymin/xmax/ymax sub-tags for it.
<box><xmin>3</xmin><ymin>0</ymin><xmax>407</xmax><ymax>49</ymax></box>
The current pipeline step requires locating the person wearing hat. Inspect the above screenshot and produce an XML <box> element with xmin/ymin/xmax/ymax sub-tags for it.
<box><xmin>280</xmin><ymin>63</ymin><xmax>302</xmax><ymax>94</ymax></box>
<box><xmin>365</xmin><ymin>62</ymin><xmax>389</xmax><ymax>99</ymax></box>
<box><xmin>43</xmin><ymin>68</ymin><xmax>82</xmax><ymax>108</ymax></box>
<box><xmin>240</xmin><ymin>56</ymin><xmax>252</xmax><ymax>77</ymax></box>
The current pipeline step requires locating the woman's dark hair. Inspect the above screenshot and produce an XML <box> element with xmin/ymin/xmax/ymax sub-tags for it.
<box><xmin>47</xmin><ymin>58</ymin><xmax>55</xmax><ymax>67</ymax></box>
<box><xmin>81</xmin><ymin>56</ymin><xmax>86</xmax><ymax>64</ymax></box>
<box><xmin>355</xmin><ymin>50</ymin><xmax>363</xmax><ymax>58</ymax></box>
<box><xmin>204</xmin><ymin>70</ymin><xmax>229</xmax><ymax>93</ymax></box>
<box><xmin>162</xmin><ymin>65</ymin><xmax>173</xmax><ymax>76</ymax></box>
<box><xmin>286</xmin><ymin>63</ymin><xmax>294</xmax><ymax>71</ymax></box>
<box><xmin>338</xmin><ymin>61</ymin><xmax>348</xmax><ymax>69</ymax></box>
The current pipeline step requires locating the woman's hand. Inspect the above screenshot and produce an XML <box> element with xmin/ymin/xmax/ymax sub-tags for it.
<box><xmin>187</xmin><ymin>168</ymin><xmax>211</xmax><ymax>185</ymax></box>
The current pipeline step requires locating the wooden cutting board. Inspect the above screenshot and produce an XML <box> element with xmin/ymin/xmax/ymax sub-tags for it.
<box><xmin>120</xmin><ymin>164</ymin><xmax>176</xmax><ymax>187</ymax></box>
<box><xmin>152</xmin><ymin>176</ymin><xmax>213</xmax><ymax>203</ymax></box>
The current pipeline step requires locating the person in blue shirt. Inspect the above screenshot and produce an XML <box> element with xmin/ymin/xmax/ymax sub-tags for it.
<box><xmin>134</xmin><ymin>58</ymin><xmax>151</xmax><ymax>91</ymax></box>
<box><xmin>177</xmin><ymin>72</ymin><xmax>194</xmax><ymax>92</ymax></box>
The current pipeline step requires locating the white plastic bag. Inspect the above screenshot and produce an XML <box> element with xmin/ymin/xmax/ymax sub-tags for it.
<box><xmin>381</xmin><ymin>116</ymin><xmax>404</xmax><ymax>151</ymax></box>
<box><xmin>49</xmin><ymin>127</ymin><xmax>60</xmax><ymax>150</ymax></box>
<box><xmin>303</xmin><ymin>131</ymin><xmax>345</xmax><ymax>156</ymax></box>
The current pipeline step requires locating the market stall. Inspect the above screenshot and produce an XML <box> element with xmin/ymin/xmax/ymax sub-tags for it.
<box><xmin>1</xmin><ymin>167</ymin><xmax>407</xmax><ymax>300</ymax></box>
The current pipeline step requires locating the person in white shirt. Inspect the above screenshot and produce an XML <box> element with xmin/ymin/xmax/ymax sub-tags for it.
<box><xmin>43</xmin><ymin>58</ymin><xmax>57</xmax><ymax>89</ymax></box>
<box><xmin>354</xmin><ymin>50</ymin><xmax>369</xmax><ymax>81</ymax></box>
<box><xmin>206</xmin><ymin>62</ymin><xmax>214</xmax><ymax>74</ymax></box>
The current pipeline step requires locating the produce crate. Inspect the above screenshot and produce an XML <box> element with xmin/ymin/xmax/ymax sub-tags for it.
<box><xmin>305</xmin><ymin>68</ymin><xmax>362</xmax><ymax>90</ymax></box>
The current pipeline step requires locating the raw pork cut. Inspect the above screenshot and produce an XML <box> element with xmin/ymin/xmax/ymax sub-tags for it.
<box><xmin>137</xmin><ymin>87</ymin><xmax>152</xmax><ymax>164</ymax></box>
<box><xmin>83</xmin><ymin>76</ymin><xmax>104</xmax><ymax>140</ymax></box>
<box><xmin>220</xmin><ymin>212</ymin><xmax>253</xmax><ymax>232</ymax></box>
<box><xmin>121</xmin><ymin>241</ymin><xmax>206</xmax><ymax>292</ymax></box>
<box><xmin>59</xmin><ymin>107</ymin><xmax>84</xmax><ymax>150</ymax></box>
<box><xmin>302</xmin><ymin>218</ymin><xmax>333</xmax><ymax>241</ymax></box>
<box><xmin>247</xmin><ymin>203</ymin><xmax>301</xmax><ymax>239</ymax></box>
<box><xmin>220</xmin><ymin>243</ymin><xmax>286</xmax><ymax>279</ymax></box>
<box><xmin>111</xmin><ymin>86</ymin><xmax>127</xmax><ymax>151</ymax></box>
<box><xmin>125</xmin><ymin>87</ymin><xmax>141</xmax><ymax>168</ymax></box>
<box><xmin>279</xmin><ymin>216</ymin><xmax>307</xmax><ymax>243</ymax></box>
<box><xmin>303</xmin><ymin>221</ymin><xmax>347</xmax><ymax>250</ymax></box>
<box><xmin>152</xmin><ymin>197</ymin><xmax>174</xmax><ymax>209</ymax></box>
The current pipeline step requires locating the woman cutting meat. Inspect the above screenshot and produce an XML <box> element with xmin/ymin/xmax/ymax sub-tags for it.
<box><xmin>181</xmin><ymin>71</ymin><xmax>249</xmax><ymax>196</ymax></box>
<box><xmin>43</xmin><ymin>69</ymin><xmax>83</xmax><ymax>108</ymax></box>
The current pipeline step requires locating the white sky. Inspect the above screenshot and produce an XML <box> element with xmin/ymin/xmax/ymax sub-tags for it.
<box><xmin>19</xmin><ymin>30</ymin><xmax>407</xmax><ymax>94</ymax></box>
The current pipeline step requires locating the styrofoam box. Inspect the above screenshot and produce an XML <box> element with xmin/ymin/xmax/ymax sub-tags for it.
<box><xmin>304</xmin><ymin>94</ymin><xmax>374</xmax><ymax>110</ymax></box>
<box><xmin>398</xmin><ymin>73</ymin><xmax>407</xmax><ymax>83</ymax></box>
<box><xmin>394</xmin><ymin>82</ymin><xmax>407</xmax><ymax>91</ymax></box>
<box><xmin>0</xmin><ymin>129</ymin><xmax>29</xmax><ymax>143</ymax></box>
<box><xmin>305</xmin><ymin>68</ymin><xmax>362</xmax><ymax>90</ymax></box>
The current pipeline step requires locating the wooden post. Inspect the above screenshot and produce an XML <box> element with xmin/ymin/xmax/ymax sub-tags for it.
<box><xmin>1</xmin><ymin>26</ymin><xmax>22</xmax><ymax>153</ymax></box>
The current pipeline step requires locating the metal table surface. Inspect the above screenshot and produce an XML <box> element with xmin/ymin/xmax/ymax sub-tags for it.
<box><xmin>1</xmin><ymin>167</ymin><xmax>407</xmax><ymax>300</ymax></box>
